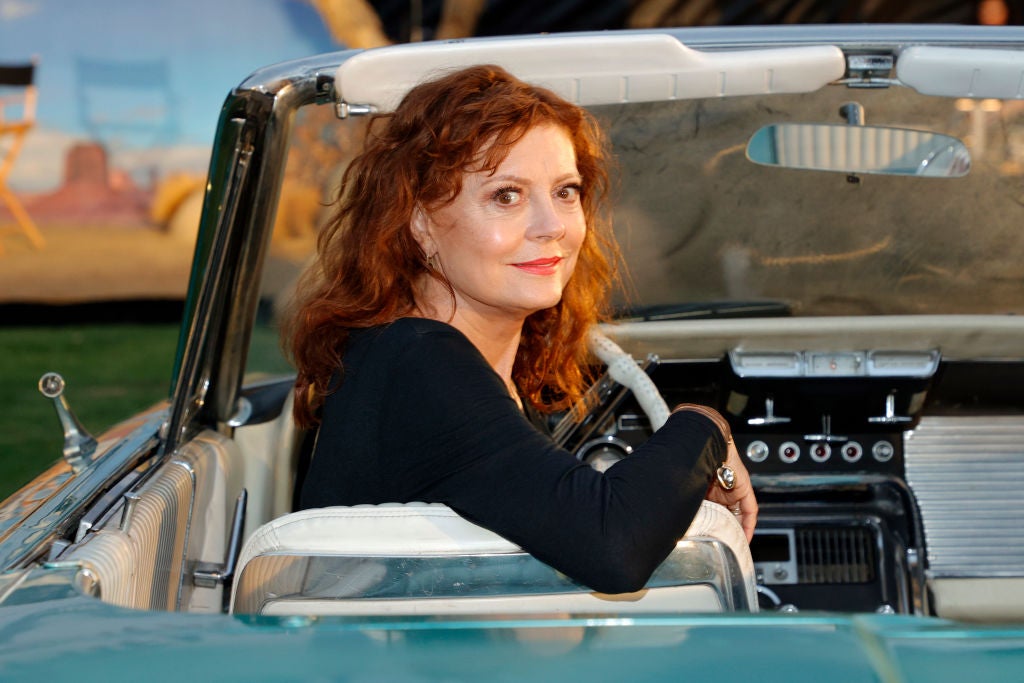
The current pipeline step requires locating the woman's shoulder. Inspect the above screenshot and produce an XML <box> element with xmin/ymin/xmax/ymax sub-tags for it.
<box><xmin>352</xmin><ymin>317</ymin><xmax>477</xmax><ymax>358</ymax></box>
<box><xmin>384</xmin><ymin>317</ymin><xmax>466</xmax><ymax>339</ymax></box>
<box><xmin>345</xmin><ymin>318</ymin><xmax>495</xmax><ymax>399</ymax></box>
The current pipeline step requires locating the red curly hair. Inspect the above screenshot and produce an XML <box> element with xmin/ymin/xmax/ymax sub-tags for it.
<box><xmin>285</xmin><ymin>64</ymin><xmax>620</xmax><ymax>427</ymax></box>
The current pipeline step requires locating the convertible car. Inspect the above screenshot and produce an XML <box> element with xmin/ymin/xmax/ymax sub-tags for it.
<box><xmin>2</xmin><ymin>24</ymin><xmax>1024</xmax><ymax>680</ymax></box>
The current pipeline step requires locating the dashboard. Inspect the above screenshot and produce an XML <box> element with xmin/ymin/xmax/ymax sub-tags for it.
<box><xmin>567</xmin><ymin>320</ymin><xmax>1024</xmax><ymax>617</ymax></box>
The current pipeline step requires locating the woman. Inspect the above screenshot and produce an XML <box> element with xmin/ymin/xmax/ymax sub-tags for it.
<box><xmin>285</xmin><ymin>64</ymin><xmax>756</xmax><ymax>594</ymax></box>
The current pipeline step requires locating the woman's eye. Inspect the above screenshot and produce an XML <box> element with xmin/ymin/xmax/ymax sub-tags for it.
<box><xmin>494</xmin><ymin>187</ymin><xmax>522</xmax><ymax>205</ymax></box>
<box><xmin>557</xmin><ymin>184</ymin><xmax>582</xmax><ymax>201</ymax></box>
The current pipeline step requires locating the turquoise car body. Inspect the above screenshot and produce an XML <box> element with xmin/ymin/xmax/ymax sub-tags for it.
<box><xmin>3</xmin><ymin>566</ymin><xmax>1024</xmax><ymax>682</ymax></box>
<box><xmin>4</xmin><ymin>24</ymin><xmax>1024</xmax><ymax>680</ymax></box>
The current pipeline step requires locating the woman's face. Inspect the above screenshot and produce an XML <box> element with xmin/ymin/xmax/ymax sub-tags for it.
<box><xmin>413</xmin><ymin>123</ymin><xmax>587</xmax><ymax>324</ymax></box>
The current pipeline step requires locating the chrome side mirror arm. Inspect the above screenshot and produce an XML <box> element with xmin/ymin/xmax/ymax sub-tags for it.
<box><xmin>38</xmin><ymin>372</ymin><xmax>98</xmax><ymax>472</ymax></box>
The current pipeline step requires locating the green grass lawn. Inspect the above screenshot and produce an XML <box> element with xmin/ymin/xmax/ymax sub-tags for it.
<box><xmin>0</xmin><ymin>324</ymin><xmax>180</xmax><ymax>500</ymax></box>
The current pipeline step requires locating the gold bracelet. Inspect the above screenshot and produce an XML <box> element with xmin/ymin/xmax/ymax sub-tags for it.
<box><xmin>671</xmin><ymin>404</ymin><xmax>732</xmax><ymax>440</ymax></box>
<box><xmin>672</xmin><ymin>404</ymin><xmax>734</xmax><ymax>469</ymax></box>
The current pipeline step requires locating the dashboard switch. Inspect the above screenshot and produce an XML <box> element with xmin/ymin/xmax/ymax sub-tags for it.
<box><xmin>746</xmin><ymin>440</ymin><xmax>770</xmax><ymax>463</ymax></box>
<box><xmin>779</xmin><ymin>441</ymin><xmax>801</xmax><ymax>464</ymax></box>
<box><xmin>842</xmin><ymin>441</ymin><xmax>864</xmax><ymax>463</ymax></box>
<box><xmin>747</xmin><ymin>397</ymin><xmax>791</xmax><ymax>425</ymax></box>
<box><xmin>872</xmin><ymin>440</ymin><xmax>895</xmax><ymax>462</ymax></box>
<box><xmin>810</xmin><ymin>442</ymin><xmax>832</xmax><ymax>463</ymax></box>
<box><xmin>868</xmin><ymin>392</ymin><xmax>913</xmax><ymax>424</ymax></box>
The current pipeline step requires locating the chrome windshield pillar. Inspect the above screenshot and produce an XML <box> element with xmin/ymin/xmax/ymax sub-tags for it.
<box><xmin>166</xmin><ymin>52</ymin><xmax>357</xmax><ymax>456</ymax></box>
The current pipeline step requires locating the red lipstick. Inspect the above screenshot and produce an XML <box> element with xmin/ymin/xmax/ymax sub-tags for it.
<box><xmin>512</xmin><ymin>257</ymin><xmax>563</xmax><ymax>275</ymax></box>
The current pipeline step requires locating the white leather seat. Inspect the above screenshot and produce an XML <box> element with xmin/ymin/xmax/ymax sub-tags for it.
<box><xmin>231</xmin><ymin>500</ymin><xmax>757</xmax><ymax>616</ymax></box>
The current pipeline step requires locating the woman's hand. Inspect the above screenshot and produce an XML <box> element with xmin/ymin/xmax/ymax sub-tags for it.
<box><xmin>704</xmin><ymin>437</ymin><xmax>758</xmax><ymax>542</ymax></box>
<box><xmin>672</xmin><ymin>404</ymin><xmax>758</xmax><ymax>542</ymax></box>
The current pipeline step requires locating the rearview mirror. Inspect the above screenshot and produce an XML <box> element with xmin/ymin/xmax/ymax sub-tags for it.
<box><xmin>747</xmin><ymin>123</ymin><xmax>971</xmax><ymax>177</ymax></box>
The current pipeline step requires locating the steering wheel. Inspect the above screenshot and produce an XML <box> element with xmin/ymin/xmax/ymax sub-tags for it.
<box><xmin>587</xmin><ymin>329</ymin><xmax>670</xmax><ymax>430</ymax></box>
<box><xmin>549</xmin><ymin>329</ymin><xmax>670</xmax><ymax>468</ymax></box>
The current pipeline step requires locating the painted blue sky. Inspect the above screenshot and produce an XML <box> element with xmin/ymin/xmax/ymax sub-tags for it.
<box><xmin>0</xmin><ymin>0</ymin><xmax>338</xmax><ymax>189</ymax></box>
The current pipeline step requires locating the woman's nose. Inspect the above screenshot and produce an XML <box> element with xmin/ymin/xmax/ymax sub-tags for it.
<box><xmin>528</xmin><ymin>195</ymin><xmax>566</xmax><ymax>241</ymax></box>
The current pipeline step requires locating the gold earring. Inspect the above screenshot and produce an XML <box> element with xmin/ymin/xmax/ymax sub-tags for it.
<box><xmin>427</xmin><ymin>253</ymin><xmax>440</xmax><ymax>271</ymax></box>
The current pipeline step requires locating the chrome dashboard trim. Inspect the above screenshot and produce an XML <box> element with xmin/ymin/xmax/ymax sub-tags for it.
<box><xmin>730</xmin><ymin>349</ymin><xmax>940</xmax><ymax>379</ymax></box>
<box><xmin>603</xmin><ymin>316</ymin><xmax>1024</xmax><ymax>363</ymax></box>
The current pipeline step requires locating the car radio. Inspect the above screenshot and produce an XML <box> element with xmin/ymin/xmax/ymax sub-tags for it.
<box><xmin>751</xmin><ymin>528</ymin><xmax>798</xmax><ymax>585</ymax></box>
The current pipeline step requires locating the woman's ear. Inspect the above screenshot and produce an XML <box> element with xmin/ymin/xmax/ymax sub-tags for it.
<box><xmin>410</xmin><ymin>206</ymin><xmax>436</xmax><ymax>256</ymax></box>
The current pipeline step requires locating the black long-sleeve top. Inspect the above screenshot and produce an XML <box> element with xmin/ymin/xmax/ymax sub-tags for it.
<box><xmin>300</xmin><ymin>317</ymin><xmax>727</xmax><ymax>593</ymax></box>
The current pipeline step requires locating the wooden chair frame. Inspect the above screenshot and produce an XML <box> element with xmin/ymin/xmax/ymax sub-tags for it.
<box><xmin>0</xmin><ymin>61</ymin><xmax>45</xmax><ymax>255</ymax></box>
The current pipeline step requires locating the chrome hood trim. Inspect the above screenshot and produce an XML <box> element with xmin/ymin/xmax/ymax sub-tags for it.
<box><xmin>0</xmin><ymin>410</ymin><xmax>165</xmax><ymax>570</ymax></box>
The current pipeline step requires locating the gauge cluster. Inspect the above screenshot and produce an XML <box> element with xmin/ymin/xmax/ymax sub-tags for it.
<box><xmin>565</xmin><ymin>348</ymin><xmax>940</xmax><ymax>477</ymax></box>
<box><xmin>717</xmin><ymin>347</ymin><xmax>938</xmax><ymax>475</ymax></box>
<box><xmin>730</xmin><ymin>349</ymin><xmax>940</xmax><ymax>379</ymax></box>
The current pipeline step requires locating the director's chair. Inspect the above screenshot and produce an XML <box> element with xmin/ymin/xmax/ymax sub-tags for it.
<box><xmin>0</xmin><ymin>60</ymin><xmax>45</xmax><ymax>255</ymax></box>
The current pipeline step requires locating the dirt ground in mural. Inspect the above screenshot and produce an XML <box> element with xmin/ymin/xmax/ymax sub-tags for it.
<box><xmin>0</xmin><ymin>221</ymin><xmax>318</xmax><ymax>311</ymax></box>
<box><xmin>0</xmin><ymin>224</ymin><xmax>194</xmax><ymax>304</ymax></box>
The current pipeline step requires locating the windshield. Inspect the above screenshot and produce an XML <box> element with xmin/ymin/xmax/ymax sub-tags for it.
<box><xmin>244</xmin><ymin>80</ymin><xmax>1024</xmax><ymax>377</ymax></box>
<box><xmin>598</xmin><ymin>85</ymin><xmax>1024</xmax><ymax>317</ymax></box>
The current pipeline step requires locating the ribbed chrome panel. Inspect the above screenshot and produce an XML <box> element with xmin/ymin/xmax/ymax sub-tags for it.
<box><xmin>905</xmin><ymin>416</ymin><xmax>1024</xmax><ymax>577</ymax></box>
<box><xmin>68</xmin><ymin>461</ymin><xmax>192</xmax><ymax>610</ymax></box>
<box><xmin>64</xmin><ymin>431</ymin><xmax>233</xmax><ymax>610</ymax></box>
<box><xmin>134</xmin><ymin>463</ymin><xmax>192</xmax><ymax>609</ymax></box>
<box><xmin>69</xmin><ymin>531</ymin><xmax>138</xmax><ymax>608</ymax></box>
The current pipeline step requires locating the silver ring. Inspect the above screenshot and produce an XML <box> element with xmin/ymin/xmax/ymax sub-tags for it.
<box><xmin>716</xmin><ymin>465</ymin><xmax>736</xmax><ymax>491</ymax></box>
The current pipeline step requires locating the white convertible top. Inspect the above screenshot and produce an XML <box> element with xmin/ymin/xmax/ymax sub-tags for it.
<box><xmin>898</xmin><ymin>46</ymin><xmax>1024</xmax><ymax>98</ymax></box>
<box><xmin>333</xmin><ymin>34</ymin><xmax>1024</xmax><ymax>112</ymax></box>
<box><xmin>333</xmin><ymin>33</ymin><xmax>846</xmax><ymax>112</ymax></box>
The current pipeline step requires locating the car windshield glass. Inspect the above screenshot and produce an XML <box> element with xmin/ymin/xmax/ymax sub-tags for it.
<box><xmin>244</xmin><ymin>80</ymin><xmax>1024</xmax><ymax>377</ymax></box>
<box><xmin>597</xmin><ymin>84</ymin><xmax>1024</xmax><ymax>317</ymax></box>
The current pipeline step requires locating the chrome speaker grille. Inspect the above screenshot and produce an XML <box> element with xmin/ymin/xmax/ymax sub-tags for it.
<box><xmin>905</xmin><ymin>416</ymin><xmax>1024</xmax><ymax>577</ymax></box>
<box><xmin>796</xmin><ymin>527</ymin><xmax>876</xmax><ymax>584</ymax></box>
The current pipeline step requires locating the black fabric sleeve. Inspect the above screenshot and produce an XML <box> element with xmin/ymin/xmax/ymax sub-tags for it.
<box><xmin>379</xmin><ymin>323</ymin><xmax>727</xmax><ymax>594</ymax></box>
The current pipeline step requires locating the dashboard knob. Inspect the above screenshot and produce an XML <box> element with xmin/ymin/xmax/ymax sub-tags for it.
<box><xmin>810</xmin><ymin>443</ymin><xmax>832</xmax><ymax>463</ymax></box>
<box><xmin>779</xmin><ymin>441</ymin><xmax>801</xmax><ymax>464</ymax></box>
<box><xmin>746</xmin><ymin>440</ymin><xmax>770</xmax><ymax>463</ymax></box>
<box><xmin>841</xmin><ymin>441</ymin><xmax>864</xmax><ymax>463</ymax></box>
<box><xmin>872</xmin><ymin>440</ymin><xmax>895</xmax><ymax>462</ymax></box>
